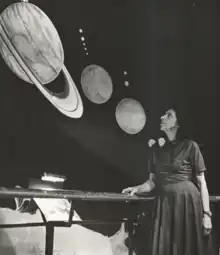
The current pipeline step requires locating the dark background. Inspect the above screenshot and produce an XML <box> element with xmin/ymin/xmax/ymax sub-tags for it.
<box><xmin>0</xmin><ymin>0</ymin><xmax>218</xmax><ymax>236</ymax></box>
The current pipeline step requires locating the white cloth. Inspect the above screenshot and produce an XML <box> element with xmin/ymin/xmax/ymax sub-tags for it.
<box><xmin>0</xmin><ymin>208</ymin><xmax>135</xmax><ymax>255</ymax></box>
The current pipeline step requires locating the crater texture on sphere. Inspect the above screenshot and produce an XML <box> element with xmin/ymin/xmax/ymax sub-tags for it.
<box><xmin>81</xmin><ymin>65</ymin><xmax>113</xmax><ymax>104</ymax></box>
<box><xmin>116</xmin><ymin>98</ymin><xmax>146</xmax><ymax>134</ymax></box>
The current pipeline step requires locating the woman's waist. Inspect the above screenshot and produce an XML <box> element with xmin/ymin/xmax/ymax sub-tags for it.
<box><xmin>156</xmin><ymin>179</ymin><xmax>199</xmax><ymax>194</ymax></box>
<box><xmin>156</xmin><ymin>171</ymin><xmax>193</xmax><ymax>183</ymax></box>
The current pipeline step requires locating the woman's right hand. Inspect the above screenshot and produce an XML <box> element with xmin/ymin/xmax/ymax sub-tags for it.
<box><xmin>122</xmin><ymin>186</ymin><xmax>140</xmax><ymax>196</ymax></box>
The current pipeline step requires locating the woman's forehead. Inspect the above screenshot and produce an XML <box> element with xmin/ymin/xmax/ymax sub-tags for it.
<box><xmin>165</xmin><ymin>108</ymin><xmax>175</xmax><ymax>114</ymax></box>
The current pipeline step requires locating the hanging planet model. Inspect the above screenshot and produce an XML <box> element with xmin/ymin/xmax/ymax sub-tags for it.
<box><xmin>116</xmin><ymin>98</ymin><xmax>146</xmax><ymax>134</ymax></box>
<box><xmin>0</xmin><ymin>2</ymin><xmax>83</xmax><ymax>118</ymax></box>
<box><xmin>81</xmin><ymin>65</ymin><xmax>113</xmax><ymax>104</ymax></box>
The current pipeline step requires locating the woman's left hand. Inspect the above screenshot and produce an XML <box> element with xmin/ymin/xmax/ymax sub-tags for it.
<box><xmin>203</xmin><ymin>214</ymin><xmax>212</xmax><ymax>236</ymax></box>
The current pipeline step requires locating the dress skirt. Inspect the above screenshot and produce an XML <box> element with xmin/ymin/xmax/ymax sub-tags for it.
<box><xmin>149</xmin><ymin>180</ymin><xmax>215</xmax><ymax>255</ymax></box>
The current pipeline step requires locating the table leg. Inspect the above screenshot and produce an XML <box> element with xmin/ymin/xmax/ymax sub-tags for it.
<box><xmin>45</xmin><ymin>223</ymin><xmax>54</xmax><ymax>255</ymax></box>
<box><xmin>127</xmin><ymin>221</ymin><xmax>134</xmax><ymax>255</ymax></box>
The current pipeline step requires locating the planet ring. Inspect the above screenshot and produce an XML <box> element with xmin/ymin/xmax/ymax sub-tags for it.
<box><xmin>0</xmin><ymin>27</ymin><xmax>83</xmax><ymax>118</ymax></box>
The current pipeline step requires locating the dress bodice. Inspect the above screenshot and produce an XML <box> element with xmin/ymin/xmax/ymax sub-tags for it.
<box><xmin>149</xmin><ymin>139</ymin><xmax>206</xmax><ymax>185</ymax></box>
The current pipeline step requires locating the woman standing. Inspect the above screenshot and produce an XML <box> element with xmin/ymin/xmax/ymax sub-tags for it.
<box><xmin>122</xmin><ymin>107</ymin><xmax>215</xmax><ymax>255</ymax></box>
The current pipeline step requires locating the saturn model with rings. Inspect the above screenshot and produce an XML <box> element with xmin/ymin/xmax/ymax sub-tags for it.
<box><xmin>0</xmin><ymin>1</ymin><xmax>83</xmax><ymax>118</ymax></box>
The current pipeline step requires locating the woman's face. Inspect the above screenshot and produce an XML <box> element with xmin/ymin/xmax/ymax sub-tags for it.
<box><xmin>160</xmin><ymin>109</ymin><xmax>178</xmax><ymax>131</ymax></box>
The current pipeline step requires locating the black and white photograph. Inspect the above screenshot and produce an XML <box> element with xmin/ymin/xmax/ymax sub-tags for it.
<box><xmin>0</xmin><ymin>0</ymin><xmax>218</xmax><ymax>254</ymax></box>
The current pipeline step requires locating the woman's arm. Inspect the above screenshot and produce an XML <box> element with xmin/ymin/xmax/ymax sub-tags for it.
<box><xmin>122</xmin><ymin>173</ymin><xmax>156</xmax><ymax>195</ymax></box>
<box><xmin>138</xmin><ymin>173</ymin><xmax>156</xmax><ymax>193</ymax></box>
<box><xmin>190</xmin><ymin>141</ymin><xmax>212</xmax><ymax>235</ymax></box>
<box><xmin>190</xmin><ymin>141</ymin><xmax>211</xmax><ymax>214</ymax></box>
<box><xmin>196</xmin><ymin>173</ymin><xmax>211</xmax><ymax>214</ymax></box>
<box><xmin>196</xmin><ymin>172</ymin><xmax>212</xmax><ymax>235</ymax></box>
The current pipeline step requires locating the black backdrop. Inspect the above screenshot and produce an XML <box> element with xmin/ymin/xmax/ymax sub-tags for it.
<box><xmin>0</xmin><ymin>0</ymin><xmax>219</xmax><ymax>235</ymax></box>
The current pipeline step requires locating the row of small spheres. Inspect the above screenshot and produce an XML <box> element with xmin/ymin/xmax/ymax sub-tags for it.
<box><xmin>78</xmin><ymin>29</ymin><xmax>146</xmax><ymax>135</ymax></box>
<box><xmin>79</xmin><ymin>28</ymin><xmax>129</xmax><ymax>87</ymax></box>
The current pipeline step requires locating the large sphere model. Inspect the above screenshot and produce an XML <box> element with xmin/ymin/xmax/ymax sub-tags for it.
<box><xmin>81</xmin><ymin>65</ymin><xmax>113</xmax><ymax>104</ymax></box>
<box><xmin>116</xmin><ymin>98</ymin><xmax>146</xmax><ymax>135</ymax></box>
<box><xmin>0</xmin><ymin>2</ymin><xmax>83</xmax><ymax>119</ymax></box>
<box><xmin>0</xmin><ymin>2</ymin><xmax>64</xmax><ymax>85</ymax></box>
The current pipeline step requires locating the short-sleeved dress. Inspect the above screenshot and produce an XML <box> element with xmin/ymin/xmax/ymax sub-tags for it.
<box><xmin>148</xmin><ymin>139</ymin><xmax>215</xmax><ymax>255</ymax></box>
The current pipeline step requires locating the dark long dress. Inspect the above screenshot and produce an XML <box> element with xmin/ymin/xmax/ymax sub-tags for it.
<box><xmin>148</xmin><ymin>139</ymin><xmax>215</xmax><ymax>255</ymax></box>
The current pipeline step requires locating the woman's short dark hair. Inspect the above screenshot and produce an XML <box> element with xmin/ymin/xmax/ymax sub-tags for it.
<box><xmin>163</xmin><ymin>102</ymin><xmax>194</xmax><ymax>140</ymax></box>
<box><xmin>148</xmin><ymin>101</ymin><xmax>195</xmax><ymax>141</ymax></box>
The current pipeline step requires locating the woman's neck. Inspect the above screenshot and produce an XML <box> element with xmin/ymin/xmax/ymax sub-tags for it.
<box><xmin>165</xmin><ymin>127</ymin><xmax>178</xmax><ymax>142</ymax></box>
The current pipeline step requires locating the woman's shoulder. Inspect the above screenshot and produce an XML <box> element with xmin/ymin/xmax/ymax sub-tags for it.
<box><xmin>182</xmin><ymin>139</ymin><xmax>200</xmax><ymax>150</ymax></box>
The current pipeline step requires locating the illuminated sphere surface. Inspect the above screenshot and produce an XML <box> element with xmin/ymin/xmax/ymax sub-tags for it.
<box><xmin>116</xmin><ymin>98</ymin><xmax>146</xmax><ymax>134</ymax></box>
<box><xmin>0</xmin><ymin>2</ymin><xmax>84</xmax><ymax>119</ymax></box>
<box><xmin>0</xmin><ymin>2</ymin><xmax>64</xmax><ymax>84</ymax></box>
<box><xmin>81</xmin><ymin>65</ymin><xmax>113</xmax><ymax>104</ymax></box>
